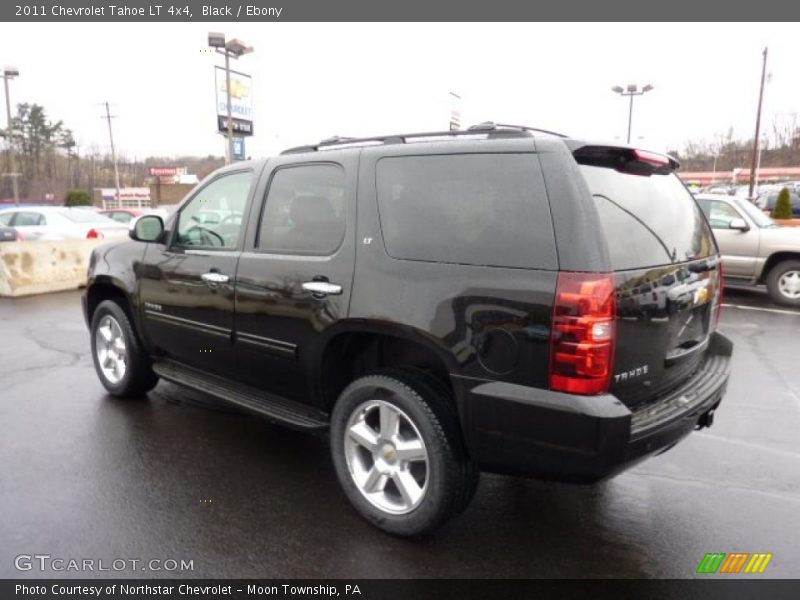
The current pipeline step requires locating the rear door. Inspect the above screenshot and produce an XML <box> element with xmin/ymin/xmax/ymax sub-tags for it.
<box><xmin>233</xmin><ymin>152</ymin><xmax>358</xmax><ymax>405</ymax></box>
<box><xmin>574</xmin><ymin>147</ymin><xmax>722</xmax><ymax>409</ymax></box>
<box><xmin>9</xmin><ymin>211</ymin><xmax>48</xmax><ymax>240</ymax></box>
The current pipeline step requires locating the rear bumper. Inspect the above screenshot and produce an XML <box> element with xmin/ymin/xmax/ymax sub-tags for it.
<box><xmin>459</xmin><ymin>331</ymin><xmax>732</xmax><ymax>483</ymax></box>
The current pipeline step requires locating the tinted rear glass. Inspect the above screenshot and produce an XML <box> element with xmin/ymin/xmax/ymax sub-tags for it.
<box><xmin>376</xmin><ymin>153</ymin><xmax>557</xmax><ymax>269</ymax></box>
<box><xmin>579</xmin><ymin>166</ymin><xmax>715</xmax><ymax>270</ymax></box>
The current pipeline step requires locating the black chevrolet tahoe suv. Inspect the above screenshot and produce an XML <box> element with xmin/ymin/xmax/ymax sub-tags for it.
<box><xmin>83</xmin><ymin>123</ymin><xmax>732</xmax><ymax>536</ymax></box>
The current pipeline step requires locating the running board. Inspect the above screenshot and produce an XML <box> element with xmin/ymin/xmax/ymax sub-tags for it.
<box><xmin>152</xmin><ymin>360</ymin><xmax>329</xmax><ymax>431</ymax></box>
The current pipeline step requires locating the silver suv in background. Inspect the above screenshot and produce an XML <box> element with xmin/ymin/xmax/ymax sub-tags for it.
<box><xmin>695</xmin><ymin>193</ymin><xmax>800</xmax><ymax>306</ymax></box>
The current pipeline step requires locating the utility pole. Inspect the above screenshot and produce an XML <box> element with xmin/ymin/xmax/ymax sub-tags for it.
<box><xmin>2</xmin><ymin>68</ymin><xmax>20</xmax><ymax>206</ymax></box>
<box><xmin>449</xmin><ymin>91</ymin><xmax>461</xmax><ymax>131</ymax></box>
<box><xmin>101</xmin><ymin>102</ymin><xmax>121</xmax><ymax>209</ymax></box>
<box><xmin>755</xmin><ymin>135</ymin><xmax>767</xmax><ymax>192</ymax></box>
<box><xmin>748</xmin><ymin>47</ymin><xmax>768</xmax><ymax>199</ymax></box>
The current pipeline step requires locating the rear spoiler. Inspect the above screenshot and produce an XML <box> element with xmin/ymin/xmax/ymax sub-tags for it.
<box><xmin>570</xmin><ymin>144</ymin><xmax>679</xmax><ymax>176</ymax></box>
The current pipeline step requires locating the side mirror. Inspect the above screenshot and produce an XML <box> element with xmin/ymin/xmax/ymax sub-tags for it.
<box><xmin>728</xmin><ymin>217</ymin><xmax>749</xmax><ymax>232</ymax></box>
<box><xmin>130</xmin><ymin>215</ymin><xmax>165</xmax><ymax>242</ymax></box>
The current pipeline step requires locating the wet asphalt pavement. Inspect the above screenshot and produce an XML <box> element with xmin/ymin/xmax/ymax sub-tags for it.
<box><xmin>1</xmin><ymin>286</ymin><xmax>799</xmax><ymax>579</ymax></box>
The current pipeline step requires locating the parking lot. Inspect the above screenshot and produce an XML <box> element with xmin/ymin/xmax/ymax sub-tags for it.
<box><xmin>1</xmin><ymin>285</ymin><xmax>798</xmax><ymax>579</ymax></box>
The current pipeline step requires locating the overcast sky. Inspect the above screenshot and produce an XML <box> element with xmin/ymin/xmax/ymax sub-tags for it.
<box><xmin>0</xmin><ymin>22</ymin><xmax>797</xmax><ymax>161</ymax></box>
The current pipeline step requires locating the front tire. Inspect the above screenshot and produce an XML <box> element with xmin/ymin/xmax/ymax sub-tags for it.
<box><xmin>330</xmin><ymin>369</ymin><xmax>478</xmax><ymax>536</ymax></box>
<box><xmin>90</xmin><ymin>300</ymin><xmax>158</xmax><ymax>398</ymax></box>
<box><xmin>766</xmin><ymin>260</ymin><xmax>800</xmax><ymax>307</ymax></box>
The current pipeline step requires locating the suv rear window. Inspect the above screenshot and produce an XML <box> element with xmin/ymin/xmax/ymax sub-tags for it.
<box><xmin>579</xmin><ymin>166</ymin><xmax>715</xmax><ymax>270</ymax></box>
<box><xmin>376</xmin><ymin>153</ymin><xmax>557</xmax><ymax>269</ymax></box>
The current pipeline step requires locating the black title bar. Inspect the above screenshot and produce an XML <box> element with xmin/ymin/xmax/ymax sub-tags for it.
<box><xmin>3</xmin><ymin>0</ymin><xmax>800</xmax><ymax>21</ymax></box>
<box><xmin>4</xmin><ymin>579</ymin><xmax>800</xmax><ymax>600</ymax></box>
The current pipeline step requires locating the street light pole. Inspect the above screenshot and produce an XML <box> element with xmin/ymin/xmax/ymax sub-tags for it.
<box><xmin>611</xmin><ymin>83</ymin><xmax>654</xmax><ymax>144</ymax></box>
<box><xmin>2</xmin><ymin>68</ymin><xmax>20</xmax><ymax>206</ymax></box>
<box><xmin>627</xmin><ymin>93</ymin><xmax>634</xmax><ymax>145</ymax></box>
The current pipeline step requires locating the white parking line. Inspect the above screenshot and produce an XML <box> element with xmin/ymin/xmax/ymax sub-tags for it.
<box><xmin>698</xmin><ymin>433</ymin><xmax>800</xmax><ymax>459</ymax></box>
<box><xmin>722</xmin><ymin>303</ymin><xmax>800</xmax><ymax>316</ymax></box>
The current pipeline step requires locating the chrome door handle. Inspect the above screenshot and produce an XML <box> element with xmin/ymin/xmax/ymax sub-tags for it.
<box><xmin>201</xmin><ymin>272</ymin><xmax>229</xmax><ymax>284</ymax></box>
<box><xmin>302</xmin><ymin>281</ymin><xmax>342</xmax><ymax>296</ymax></box>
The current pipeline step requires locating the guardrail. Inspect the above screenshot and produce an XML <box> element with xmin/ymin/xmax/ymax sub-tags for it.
<box><xmin>0</xmin><ymin>239</ymin><xmax>106</xmax><ymax>297</ymax></box>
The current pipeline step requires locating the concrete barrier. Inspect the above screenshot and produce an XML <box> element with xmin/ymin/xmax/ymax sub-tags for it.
<box><xmin>0</xmin><ymin>239</ymin><xmax>106</xmax><ymax>297</ymax></box>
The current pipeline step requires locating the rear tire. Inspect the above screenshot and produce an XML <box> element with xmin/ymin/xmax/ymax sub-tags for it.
<box><xmin>90</xmin><ymin>300</ymin><xmax>158</xmax><ymax>398</ymax></box>
<box><xmin>330</xmin><ymin>369</ymin><xmax>478</xmax><ymax>536</ymax></box>
<box><xmin>765</xmin><ymin>260</ymin><xmax>800</xmax><ymax>307</ymax></box>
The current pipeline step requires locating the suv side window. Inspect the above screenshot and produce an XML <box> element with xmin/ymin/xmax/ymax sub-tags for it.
<box><xmin>697</xmin><ymin>199</ymin><xmax>741</xmax><ymax>229</ymax></box>
<box><xmin>258</xmin><ymin>164</ymin><xmax>346</xmax><ymax>255</ymax></box>
<box><xmin>375</xmin><ymin>153</ymin><xmax>556</xmax><ymax>269</ymax></box>
<box><xmin>175</xmin><ymin>171</ymin><xmax>252</xmax><ymax>248</ymax></box>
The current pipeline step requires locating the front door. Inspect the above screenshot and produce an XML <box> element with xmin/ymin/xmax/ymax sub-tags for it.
<box><xmin>700</xmin><ymin>198</ymin><xmax>761</xmax><ymax>279</ymax></box>
<box><xmin>139</xmin><ymin>168</ymin><xmax>255</xmax><ymax>375</ymax></box>
<box><xmin>234</xmin><ymin>153</ymin><xmax>358</xmax><ymax>406</ymax></box>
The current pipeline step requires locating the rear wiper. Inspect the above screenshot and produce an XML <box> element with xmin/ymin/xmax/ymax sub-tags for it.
<box><xmin>593</xmin><ymin>194</ymin><xmax>676</xmax><ymax>263</ymax></box>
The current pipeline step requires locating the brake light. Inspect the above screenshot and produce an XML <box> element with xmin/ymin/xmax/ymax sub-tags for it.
<box><xmin>713</xmin><ymin>262</ymin><xmax>724</xmax><ymax>328</ymax></box>
<box><xmin>549</xmin><ymin>272</ymin><xmax>616</xmax><ymax>395</ymax></box>
<box><xmin>86</xmin><ymin>229</ymin><xmax>104</xmax><ymax>239</ymax></box>
<box><xmin>633</xmin><ymin>149</ymin><xmax>669</xmax><ymax>167</ymax></box>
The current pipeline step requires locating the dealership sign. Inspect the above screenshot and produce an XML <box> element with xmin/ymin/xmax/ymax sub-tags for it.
<box><xmin>217</xmin><ymin>116</ymin><xmax>254</xmax><ymax>136</ymax></box>
<box><xmin>101</xmin><ymin>187</ymin><xmax>151</xmax><ymax>207</ymax></box>
<box><xmin>233</xmin><ymin>137</ymin><xmax>246</xmax><ymax>161</ymax></box>
<box><xmin>149</xmin><ymin>166</ymin><xmax>182</xmax><ymax>177</ymax></box>
<box><xmin>214</xmin><ymin>67</ymin><xmax>253</xmax><ymax>134</ymax></box>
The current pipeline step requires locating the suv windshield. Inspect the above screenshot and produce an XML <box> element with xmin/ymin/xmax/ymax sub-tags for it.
<box><xmin>579</xmin><ymin>166</ymin><xmax>716</xmax><ymax>270</ymax></box>
<box><xmin>734</xmin><ymin>197</ymin><xmax>777</xmax><ymax>228</ymax></box>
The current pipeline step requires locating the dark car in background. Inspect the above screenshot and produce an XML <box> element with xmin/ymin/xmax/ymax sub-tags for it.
<box><xmin>82</xmin><ymin>123</ymin><xmax>732</xmax><ymax>536</ymax></box>
<box><xmin>0</xmin><ymin>225</ymin><xmax>21</xmax><ymax>241</ymax></box>
<box><xmin>756</xmin><ymin>189</ymin><xmax>800</xmax><ymax>218</ymax></box>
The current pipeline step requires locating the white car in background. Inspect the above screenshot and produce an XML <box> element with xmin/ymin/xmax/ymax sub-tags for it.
<box><xmin>0</xmin><ymin>206</ymin><xmax>129</xmax><ymax>241</ymax></box>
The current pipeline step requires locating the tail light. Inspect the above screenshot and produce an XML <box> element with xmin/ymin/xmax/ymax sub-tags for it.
<box><xmin>549</xmin><ymin>272</ymin><xmax>616</xmax><ymax>395</ymax></box>
<box><xmin>86</xmin><ymin>229</ymin><xmax>104</xmax><ymax>239</ymax></box>
<box><xmin>712</xmin><ymin>262</ymin><xmax>724</xmax><ymax>328</ymax></box>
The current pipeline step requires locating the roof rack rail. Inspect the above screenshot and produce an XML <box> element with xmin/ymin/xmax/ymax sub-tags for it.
<box><xmin>467</xmin><ymin>121</ymin><xmax>568</xmax><ymax>138</ymax></box>
<box><xmin>279</xmin><ymin>123</ymin><xmax>551</xmax><ymax>155</ymax></box>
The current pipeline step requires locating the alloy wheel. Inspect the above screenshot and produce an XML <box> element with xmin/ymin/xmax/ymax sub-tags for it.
<box><xmin>778</xmin><ymin>270</ymin><xmax>800</xmax><ymax>300</ymax></box>
<box><xmin>343</xmin><ymin>399</ymin><xmax>429</xmax><ymax>515</ymax></box>
<box><xmin>95</xmin><ymin>315</ymin><xmax>127</xmax><ymax>384</ymax></box>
